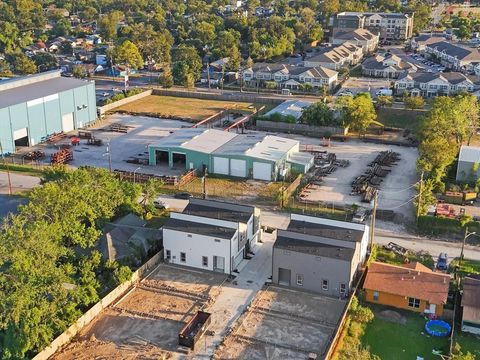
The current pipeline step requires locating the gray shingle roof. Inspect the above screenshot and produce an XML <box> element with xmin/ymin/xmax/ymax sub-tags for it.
<box><xmin>163</xmin><ymin>218</ymin><xmax>237</xmax><ymax>239</ymax></box>
<box><xmin>287</xmin><ymin>219</ymin><xmax>364</xmax><ymax>242</ymax></box>
<box><xmin>428</xmin><ymin>41</ymin><xmax>480</xmax><ymax>61</ymax></box>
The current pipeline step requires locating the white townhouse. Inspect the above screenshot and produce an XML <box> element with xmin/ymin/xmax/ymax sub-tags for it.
<box><xmin>243</xmin><ymin>63</ymin><xmax>338</xmax><ymax>90</ymax></box>
<box><xmin>394</xmin><ymin>71</ymin><xmax>476</xmax><ymax>97</ymax></box>
<box><xmin>162</xmin><ymin>199</ymin><xmax>261</xmax><ymax>274</ymax></box>
<box><xmin>424</xmin><ymin>41</ymin><xmax>480</xmax><ymax>73</ymax></box>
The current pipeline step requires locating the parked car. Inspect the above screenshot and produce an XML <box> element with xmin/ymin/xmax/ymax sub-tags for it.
<box><xmin>154</xmin><ymin>200</ymin><xmax>170</xmax><ymax>209</ymax></box>
<box><xmin>375</xmin><ymin>89</ymin><xmax>393</xmax><ymax>96</ymax></box>
<box><xmin>174</xmin><ymin>192</ymin><xmax>192</xmax><ymax>200</ymax></box>
<box><xmin>353</xmin><ymin>208</ymin><xmax>368</xmax><ymax>223</ymax></box>
<box><xmin>437</xmin><ymin>253</ymin><xmax>448</xmax><ymax>271</ymax></box>
<box><xmin>338</xmin><ymin>90</ymin><xmax>354</xmax><ymax>97</ymax></box>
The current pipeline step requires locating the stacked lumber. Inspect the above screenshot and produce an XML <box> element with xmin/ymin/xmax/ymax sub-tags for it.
<box><xmin>50</xmin><ymin>148</ymin><xmax>73</xmax><ymax>164</ymax></box>
<box><xmin>23</xmin><ymin>151</ymin><xmax>45</xmax><ymax>161</ymax></box>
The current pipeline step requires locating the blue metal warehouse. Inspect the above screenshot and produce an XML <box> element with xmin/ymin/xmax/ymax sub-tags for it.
<box><xmin>0</xmin><ymin>70</ymin><xmax>96</xmax><ymax>154</ymax></box>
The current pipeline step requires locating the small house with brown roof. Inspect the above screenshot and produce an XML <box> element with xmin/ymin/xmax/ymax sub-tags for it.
<box><xmin>462</xmin><ymin>276</ymin><xmax>480</xmax><ymax>335</ymax></box>
<box><xmin>364</xmin><ymin>261</ymin><xmax>450</xmax><ymax>316</ymax></box>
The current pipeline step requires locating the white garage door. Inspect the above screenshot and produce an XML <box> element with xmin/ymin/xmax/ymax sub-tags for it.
<box><xmin>253</xmin><ymin>162</ymin><xmax>272</xmax><ymax>181</ymax></box>
<box><xmin>62</xmin><ymin>113</ymin><xmax>75</xmax><ymax>133</ymax></box>
<box><xmin>13</xmin><ymin>128</ymin><xmax>28</xmax><ymax>140</ymax></box>
<box><xmin>230</xmin><ymin>159</ymin><xmax>246</xmax><ymax>177</ymax></box>
<box><xmin>213</xmin><ymin>157</ymin><xmax>229</xmax><ymax>175</ymax></box>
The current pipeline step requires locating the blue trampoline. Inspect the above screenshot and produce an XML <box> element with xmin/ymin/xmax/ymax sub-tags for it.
<box><xmin>425</xmin><ymin>320</ymin><xmax>451</xmax><ymax>337</ymax></box>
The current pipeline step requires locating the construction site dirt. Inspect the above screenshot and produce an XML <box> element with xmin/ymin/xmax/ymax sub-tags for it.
<box><xmin>52</xmin><ymin>264</ymin><xmax>227</xmax><ymax>360</ymax></box>
<box><xmin>214</xmin><ymin>285</ymin><xmax>347</xmax><ymax>360</ymax></box>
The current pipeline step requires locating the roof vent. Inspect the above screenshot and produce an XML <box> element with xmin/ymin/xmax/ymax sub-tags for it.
<box><xmin>401</xmin><ymin>277</ymin><xmax>404</xmax><ymax>281</ymax></box>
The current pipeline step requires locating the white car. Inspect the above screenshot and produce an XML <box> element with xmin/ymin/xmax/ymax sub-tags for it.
<box><xmin>154</xmin><ymin>200</ymin><xmax>170</xmax><ymax>209</ymax></box>
<box><xmin>338</xmin><ymin>91</ymin><xmax>354</xmax><ymax>97</ymax></box>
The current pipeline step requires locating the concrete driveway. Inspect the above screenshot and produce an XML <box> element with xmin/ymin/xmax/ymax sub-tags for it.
<box><xmin>0</xmin><ymin>171</ymin><xmax>41</xmax><ymax>195</ymax></box>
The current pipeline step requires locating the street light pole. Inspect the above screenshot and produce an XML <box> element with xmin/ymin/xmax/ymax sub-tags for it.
<box><xmin>133</xmin><ymin>166</ymin><xmax>141</xmax><ymax>183</ymax></box>
<box><xmin>0</xmin><ymin>141</ymin><xmax>12</xmax><ymax>196</ymax></box>
<box><xmin>460</xmin><ymin>227</ymin><xmax>476</xmax><ymax>267</ymax></box>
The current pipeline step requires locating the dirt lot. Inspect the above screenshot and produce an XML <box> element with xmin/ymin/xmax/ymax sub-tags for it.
<box><xmin>116</xmin><ymin>95</ymin><xmax>258</xmax><ymax>122</ymax></box>
<box><xmin>52</xmin><ymin>264</ymin><xmax>227</xmax><ymax>360</ymax></box>
<box><xmin>215</xmin><ymin>286</ymin><xmax>346</xmax><ymax>360</ymax></box>
<box><xmin>295</xmin><ymin>141</ymin><xmax>418</xmax><ymax>221</ymax></box>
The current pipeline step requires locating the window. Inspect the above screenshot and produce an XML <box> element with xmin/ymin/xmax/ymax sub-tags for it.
<box><xmin>180</xmin><ymin>252</ymin><xmax>186</xmax><ymax>263</ymax></box>
<box><xmin>296</xmin><ymin>274</ymin><xmax>304</xmax><ymax>286</ymax></box>
<box><xmin>187</xmin><ymin>234</ymin><xmax>192</xmax><ymax>238</ymax></box>
<box><xmin>166</xmin><ymin>250</ymin><xmax>171</xmax><ymax>261</ymax></box>
<box><xmin>340</xmin><ymin>283</ymin><xmax>346</xmax><ymax>294</ymax></box>
<box><xmin>408</xmin><ymin>297</ymin><xmax>420</xmax><ymax>308</ymax></box>
<box><xmin>322</xmin><ymin>279</ymin><xmax>329</xmax><ymax>291</ymax></box>
<box><xmin>214</xmin><ymin>239</ymin><xmax>221</xmax><ymax>243</ymax></box>
<box><xmin>202</xmin><ymin>256</ymin><xmax>208</xmax><ymax>267</ymax></box>
<box><xmin>373</xmin><ymin>291</ymin><xmax>379</xmax><ymax>301</ymax></box>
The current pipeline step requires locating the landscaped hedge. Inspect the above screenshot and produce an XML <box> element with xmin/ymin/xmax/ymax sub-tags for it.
<box><xmin>417</xmin><ymin>215</ymin><xmax>480</xmax><ymax>237</ymax></box>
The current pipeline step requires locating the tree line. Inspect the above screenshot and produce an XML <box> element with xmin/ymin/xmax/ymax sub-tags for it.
<box><xmin>0</xmin><ymin>167</ymin><xmax>163</xmax><ymax>359</ymax></box>
<box><xmin>0</xmin><ymin>0</ymin><xmax>431</xmax><ymax>84</ymax></box>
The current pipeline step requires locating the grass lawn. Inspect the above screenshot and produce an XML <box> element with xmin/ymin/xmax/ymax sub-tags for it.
<box><xmin>375</xmin><ymin>246</ymin><xmax>435</xmax><ymax>269</ymax></box>
<box><xmin>448</xmin><ymin>258</ymin><xmax>480</xmax><ymax>277</ymax></box>
<box><xmin>0</xmin><ymin>163</ymin><xmax>45</xmax><ymax>177</ymax></box>
<box><xmin>145</xmin><ymin>213</ymin><xmax>170</xmax><ymax>228</ymax></box>
<box><xmin>454</xmin><ymin>332</ymin><xmax>480</xmax><ymax>357</ymax></box>
<box><xmin>362</xmin><ymin>306</ymin><xmax>450</xmax><ymax>360</ymax></box>
<box><xmin>376</xmin><ymin>107</ymin><xmax>426</xmax><ymax>133</ymax></box>
<box><xmin>177</xmin><ymin>176</ymin><xmax>281</xmax><ymax>204</ymax></box>
<box><xmin>115</xmin><ymin>95</ymin><xmax>261</xmax><ymax>121</ymax></box>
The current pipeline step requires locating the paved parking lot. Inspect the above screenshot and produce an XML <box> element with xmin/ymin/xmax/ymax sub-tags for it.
<box><xmin>296</xmin><ymin>141</ymin><xmax>419</xmax><ymax>220</ymax></box>
<box><xmin>338</xmin><ymin>77</ymin><xmax>392</xmax><ymax>98</ymax></box>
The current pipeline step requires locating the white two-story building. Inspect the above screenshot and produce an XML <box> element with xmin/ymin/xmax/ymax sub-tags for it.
<box><xmin>394</xmin><ymin>71</ymin><xmax>476</xmax><ymax>97</ymax></box>
<box><xmin>162</xmin><ymin>199</ymin><xmax>261</xmax><ymax>274</ymax></box>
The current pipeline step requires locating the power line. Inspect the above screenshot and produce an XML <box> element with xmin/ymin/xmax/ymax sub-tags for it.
<box><xmin>377</xmin><ymin>181</ymin><xmax>420</xmax><ymax>195</ymax></box>
<box><xmin>378</xmin><ymin>193</ymin><xmax>420</xmax><ymax>211</ymax></box>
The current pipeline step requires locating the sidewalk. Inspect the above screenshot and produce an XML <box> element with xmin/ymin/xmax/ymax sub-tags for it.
<box><xmin>193</xmin><ymin>234</ymin><xmax>275</xmax><ymax>359</ymax></box>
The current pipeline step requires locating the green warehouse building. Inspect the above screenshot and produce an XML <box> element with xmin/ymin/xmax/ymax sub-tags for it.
<box><xmin>148</xmin><ymin>128</ymin><xmax>314</xmax><ymax>181</ymax></box>
<box><xmin>0</xmin><ymin>70</ymin><xmax>96</xmax><ymax>154</ymax></box>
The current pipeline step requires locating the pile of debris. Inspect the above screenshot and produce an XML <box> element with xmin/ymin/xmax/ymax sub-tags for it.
<box><xmin>23</xmin><ymin>150</ymin><xmax>45</xmax><ymax>161</ymax></box>
<box><xmin>50</xmin><ymin>148</ymin><xmax>73</xmax><ymax>164</ymax></box>
<box><xmin>108</xmin><ymin>123</ymin><xmax>129</xmax><ymax>133</ymax></box>
<box><xmin>351</xmin><ymin>150</ymin><xmax>400</xmax><ymax>203</ymax></box>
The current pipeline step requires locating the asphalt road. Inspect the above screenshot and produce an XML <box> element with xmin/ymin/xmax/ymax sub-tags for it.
<box><xmin>0</xmin><ymin>194</ymin><xmax>27</xmax><ymax>219</ymax></box>
<box><xmin>0</xmin><ymin>171</ymin><xmax>41</xmax><ymax>195</ymax></box>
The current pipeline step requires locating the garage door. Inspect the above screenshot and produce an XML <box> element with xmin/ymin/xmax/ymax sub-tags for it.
<box><xmin>62</xmin><ymin>113</ymin><xmax>75</xmax><ymax>133</ymax></box>
<box><xmin>253</xmin><ymin>162</ymin><xmax>272</xmax><ymax>181</ymax></box>
<box><xmin>13</xmin><ymin>128</ymin><xmax>28</xmax><ymax>140</ymax></box>
<box><xmin>213</xmin><ymin>157</ymin><xmax>229</xmax><ymax>175</ymax></box>
<box><xmin>230</xmin><ymin>159</ymin><xmax>246</xmax><ymax>177</ymax></box>
<box><xmin>278</xmin><ymin>268</ymin><xmax>291</xmax><ymax>286</ymax></box>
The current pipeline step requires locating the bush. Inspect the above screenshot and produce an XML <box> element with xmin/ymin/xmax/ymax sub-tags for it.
<box><xmin>126</xmin><ymin>88</ymin><xmax>144</xmax><ymax>97</ymax></box>
<box><xmin>417</xmin><ymin>215</ymin><xmax>480</xmax><ymax>236</ymax></box>
<box><xmin>110</xmin><ymin>93</ymin><xmax>126</xmax><ymax>102</ymax></box>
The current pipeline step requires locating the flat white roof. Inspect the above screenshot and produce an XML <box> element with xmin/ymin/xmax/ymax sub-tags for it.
<box><xmin>264</xmin><ymin>100</ymin><xmax>314</xmax><ymax>120</ymax></box>
<box><xmin>181</xmin><ymin>129</ymin><xmax>237</xmax><ymax>154</ymax></box>
<box><xmin>459</xmin><ymin>145</ymin><xmax>480</xmax><ymax>163</ymax></box>
<box><xmin>245</xmin><ymin>135</ymin><xmax>298</xmax><ymax>162</ymax></box>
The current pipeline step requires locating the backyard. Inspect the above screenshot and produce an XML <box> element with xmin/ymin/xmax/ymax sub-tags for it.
<box><xmin>362</xmin><ymin>305</ymin><xmax>450</xmax><ymax>360</ymax></box>
<box><xmin>374</xmin><ymin>245</ymin><xmax>435</xmax><ymax>269</ymax></box>
<box><xmin>115</xmin><ymin>95</ymin><xmax>261</xmax><ymax>121</ymax></box>
<box><xmin>449</xmin><ymin>258</ymin><xmax>480</xmax><ymax>277</ymax></box>
<box><xmin>454</xmin><ymin>332</ymin><xmax>480</xmax><ymax>357</ymax></box>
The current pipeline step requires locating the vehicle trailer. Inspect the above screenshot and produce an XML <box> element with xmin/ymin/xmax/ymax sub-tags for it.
<box><xmin>178</xmin><ymin>311</ymin><xmax>212</xmax><ymax>350</ymax></box>
<box><xmin>443</xmin><ymin>191</ymin><xmax>477</xmax><ymax>205</ymax></box>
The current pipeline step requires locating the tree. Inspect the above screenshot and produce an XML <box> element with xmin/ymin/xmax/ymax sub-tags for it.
<box><xmin>113</xmin><ymin>40</ymin><xmax>144</xmax><ymax>70</ymax></box>
<box><xmin>376</xmin><ymin>95</ymin><xmax>393</xmax><ymax>108</ymax></box>
<box><xmin>98</xmin><ymin>11</ymin><xmax>123</xmax><ymax>42</ymax></box>
<box><xmin>161</xmin><ymin>67</ymin><xmax>174</xmax><ymax>88</ymax></box>
<box><xmin>72</xmin><ymin>65</ymin><xmax>87</xmax><ymax>79</ymax></box>
<box><xmin>172</xmin><ymin>45</ymin><xmax>202</xmax><ymax>84</ymax></box>
<box><xmin>338</xmin><ymin>93</ymin><xmax>377</xmax><ymax>133</ymax></box>
<box><xmin>60</xmin><ymin>41</ymin><xmax>73</xmax><ymax>56</ymax></box>
<box><xmin>415</xmin><ymin>178</ymin><xmax>438</xmax><ymax>216</ymax></box>
<box><xmin>11</xmin><ymin>53</ymin><xmax>36</xmax><ymax>75</ymax></box>
<box><xmin>32</xmin><ymin>53</ymin><xmax>58</xmax><ymax>71</ymax></box>
<box><xmin>349</xmin><ymin>296</ymin><xmax>374</xmax><ymax>324</ymax></box>
<box><xmin>417</xmin><ymin>136</ymin><xmax>457</xmax><ymax>186</ymax></box>
<box><xmin>0</xmin><ymin>59</ymin><xmax>12</xmax><ymax>76</ymax></box>
<box><xmin>300</xmin><ymin>102</ymin><xmax>334</xmax><ymax>126</ymax></box>
<box><xmin>213</xmin><ymin>30</ymin><xmax>242</xmax><ymax>71</ymax></box>
<box><xmin>403</xmin><ymin>95</ymin><xmax>425</xmax><ymax>109</ymax></box>
<box><xmin>0</xmin><ymin>21</ymin><xmax>32</xmax><ymax>54</ymax></box>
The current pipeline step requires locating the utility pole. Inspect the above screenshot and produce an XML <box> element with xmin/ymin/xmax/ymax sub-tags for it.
<box><xmin>106</xmin><ymin>142</ymin><xmax>112</xmax><ymax>173</ymax></box>
<box><xmin>202</xmin><ymin>165</ymin><xmax>207</xmax><ymax>199</ymax></box>
<box><xmin>369</xmin><ymin>190</ymin><xmax>378</xmax><ymax>250</ymax></box>
<box><xmin>0</xmin><ymin>141</ymin><xmax>12</xmax><ymax>196</ymax></box>
<box><xmin>207</xmin><ymin>62</ymin><xmax>211</xmax><ymax>90</ymax></box>
<box><xmin>416</xmin><ymin>171</ymin><xmax>424</xmax><ymax>225</ymax></box>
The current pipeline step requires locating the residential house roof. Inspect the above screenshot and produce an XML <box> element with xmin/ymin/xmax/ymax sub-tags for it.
<box><xmin>163</xmin><ymin>217</ymin><xmax>237</xmax><ymax>239</ymax></box>
<box><xmin>264</xmin><ymin>99</ymin><xmax>314</xmax><ymax>119</ymax></box>
<box><xmin>458</xmin><ymin>145</ymin><xmax>480</xmax><ymax>163</ymax></box>
<box><xmin>307</xmin><ymin>42</ymin><xmax>362</xmax><ymax>65</ymax></box>
<box><xmin>275</xmin><ymin>230</ymin><xmax>355</xmax><ymax>261</ymax></box>
<box><xmin>427</xmin><ymin>41</ymin><xmax>480</xmax><ymax>62</ymax></box>
<box><xmin>183</xmin><ymin>198</ymin><xmax>254</xmax><ymax>224</ymax></box>
<box><xmin>413</xmin><ymin>35</ymin><xmax>445</xmax><ymax>45</ymax></box>
<box><xmin>334</xmin><ymin>28</ymin><xmax>378</xmax><ymax>41</ymax></box>
<box><xmin>363</xmin><ymin>53</ymin><xmax>415</xmax><ymax>71</ymax></box>
<box><xmin>397</xmin><ymin>71</ymin><xmax>474</xmax><ymax>85</ymax></box>
<box><xmin>287</xmin><ymin>219</ymin><xmax>365</xmax><ymax>242</ymax></box>
<box><xmin>364</xmin><ymin>261</ymin><xmax>450</xmax><ymax>304</ymax></box>
<box><xmin>462</xmin><ymin>276</ymin><xmax>480</xmax><ymax>324</ymax></box>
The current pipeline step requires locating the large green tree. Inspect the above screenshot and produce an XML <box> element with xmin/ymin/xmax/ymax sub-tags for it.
<box><xmin>113</xmin><ymin>40</ymin><xmax>144</xmax><ymax>70</ymax></box>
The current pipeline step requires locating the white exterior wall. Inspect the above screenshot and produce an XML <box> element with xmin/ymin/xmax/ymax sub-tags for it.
<box><xmin>163</xmin><ymin>228</ymin><xmax>234</xmax><ymax>274</ymax></box>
